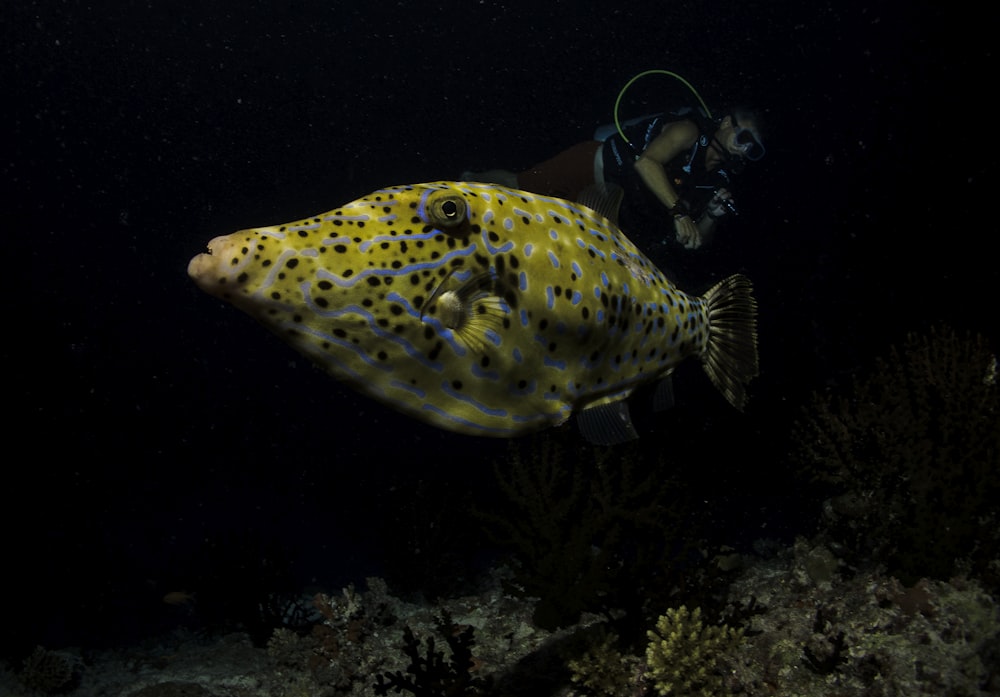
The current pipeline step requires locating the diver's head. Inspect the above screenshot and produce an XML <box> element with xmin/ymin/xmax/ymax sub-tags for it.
<box><xmin>720</xmin><ymin>107</ymin><xmax>765</xmax><ymax>161</ymax></box>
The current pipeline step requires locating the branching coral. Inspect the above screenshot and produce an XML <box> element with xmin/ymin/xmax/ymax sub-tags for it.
<box><xmin>373</xmin><ymin>610</ymin><xmax>490</xmax><ymax>697</ymax></box>
<box><xmin>567</xmin><ymin>630</ymin><xmax>641</xmax><ymax>697</ymax></box>
<box><xmin>644</xmin><ymin>605</ymin><xmax>742</xmax><ymax>696</ymax></box>
<box><xmin>791</xmin><ymin>325</ymin><xmax>1000</xmax><ymax>584</ymax></box>
<box><xmin>478</xmin><ymin>430</ymin><xmax>694</xmax><ymax>632</ymax></box>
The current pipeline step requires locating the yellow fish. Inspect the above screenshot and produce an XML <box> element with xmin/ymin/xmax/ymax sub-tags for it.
<box><xmin>187</xmin><ymin>182</ymin><xmax>758</xmax><ymax>445</ymax></box>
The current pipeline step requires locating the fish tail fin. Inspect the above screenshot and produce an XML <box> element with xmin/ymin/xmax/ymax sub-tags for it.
<box><xmin>701</xmin><ymin>273</ymin><xmax>759</xmax><ymax>410</ymax></box>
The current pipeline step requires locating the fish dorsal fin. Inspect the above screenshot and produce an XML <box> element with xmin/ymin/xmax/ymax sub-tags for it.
<box><xmin>576</xmin><ymin>398</ymin><xmax>639</xmax><ymax>445</ymax></box>
<box><xmin>577</xmin><ymin>182</ymin><xmax>624</xmax><ymax>226</ymax></box>
<box><xmin>420</xmin><ymin>271</ymin><xmax>506</xmax><ymax>352</ymax></box>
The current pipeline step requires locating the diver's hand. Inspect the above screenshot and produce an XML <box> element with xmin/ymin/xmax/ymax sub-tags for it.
<box><xmin>707</xmin><ymin>188</ymin><xmax>736</xmax><ymax>218</ymax></box>
<box><xmin>673</xmin><ymin>215</ymin><xmax>702</xmax><ymax>249</ymax></box>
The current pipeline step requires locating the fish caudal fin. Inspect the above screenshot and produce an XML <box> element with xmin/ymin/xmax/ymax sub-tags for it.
<box><xmin>701</xmin><ymin>274</ymin><xmax>759</xmax><ymax>410</ymax></box>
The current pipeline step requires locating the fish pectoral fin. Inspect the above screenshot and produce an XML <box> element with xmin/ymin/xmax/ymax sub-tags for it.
<box><xmin>576</xmin><ymin>397</ymin><xmax>639</xmax><ymax>446</ymax></box>
<box><xmin>421</xmin><ymin>271</ymin><xmax>507</xmax><ymax>352</ymax></box>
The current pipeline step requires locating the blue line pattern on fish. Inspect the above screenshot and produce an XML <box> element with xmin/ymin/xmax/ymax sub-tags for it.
<box><xmin>187</xmin><ymin>181</ymin><xmax>758</xmax><ymax>445</ymax></box>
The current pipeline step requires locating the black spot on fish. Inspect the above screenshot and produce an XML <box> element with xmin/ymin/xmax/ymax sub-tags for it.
<box><xmin>509</xmin><ymin>255</ymin><xmax>519</xmax><ymax>269</ymax></box>
<box><xmin>539</xmin><ymin>319</ymin><xmax>548</xmax><ymax>330</ymax></box>
<box><xmin>287</xmin><ymin>258</ymin><xmax>299</xmax><ymax>269</ymax></box>
<box><xmin>428</xmin><ymin>341</ymin><xmax>443</xmax><ymax>361</ymax></box>
<box><xmin>298</xmin><ymin>230</ymin><xmax>309</xmax><ymax>238</ymax></box>
<box><xmin>316</xmin><ymin>297</ymin><xmax>328</xmax><ymax>308</ymax></box>
<box><xmin>367</xmin><ymin>277</ymin><xmax>381</xmax><ymax>287</ymax></box>
<box><xmin>452</xmin><ymin>380</ymin><xmax>463</xmax><ymax>390</ymax></box>
<box><xmin>390</xmin><ymin>305</ymin><xmax>403</xmax><ymax>315</ymax></box>
<box><xmin>333</xmin><ymin>328</ymin><xmax>347</xmax><ymax>338</ymax></box>
<box><xmin>377</xmin><ymin>350</ymin><xmax>388</xmax><ymax>360</ymax></box>
<box><xmin>362</xmin><ymin>298</ymin><xmax>374</xmax><ymax>307</ymax></box>
<box><xmin>293</xmin><ymin>314</ymin><xmax>303</xmax><ymax>323</ymax></box>
<box><xmin>318</xmin><ymin>280</ymin><xmax>333</xmax><ymax>290</ymax></box>
<box><xmin>334</xmin><ymin>244</ymin><xmax>347</xmax><ymax>253</ymax></box>
<box><xmin>423</xmin><ymin>326</ymin><xmax>434</xmax><ymax>340</ymax></box>
<box><xmin>271</xmin><ymin>292</ymin><xmax>280</xmax><ymax>300</ymax></box>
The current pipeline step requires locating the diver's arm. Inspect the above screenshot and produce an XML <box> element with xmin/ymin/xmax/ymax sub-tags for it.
<box><xmin>632</xmin><ymin>120</ymin><xmax>699</xmax><ymax>211</ymax></box>
<box><xmin>635</xmin><ymin>120</ymin><xmax>701</xmax><ymax>247</ymax></box>
<box><xmin>691</xmin><ymin>215</ymin><xmax>718</xmax><ymax>248</ymax></box>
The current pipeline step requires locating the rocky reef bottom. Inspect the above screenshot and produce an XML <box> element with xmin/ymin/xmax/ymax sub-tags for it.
<box><xmin>4</xmin><ymin>533</ymin><xmax>998</xmax><ymax>697</ymax></box>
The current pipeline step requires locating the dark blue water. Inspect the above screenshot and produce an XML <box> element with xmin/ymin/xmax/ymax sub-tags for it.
<box><xmin>3</xmin><ymin>0</ymin><xmax>994</xmax><ymax>656</ymax></box>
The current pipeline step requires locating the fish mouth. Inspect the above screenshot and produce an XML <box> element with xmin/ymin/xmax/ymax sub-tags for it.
<box><xmin>187</xmin><ymin>234</ymin><xmax>232</xmax><ymax>291</ymax></box>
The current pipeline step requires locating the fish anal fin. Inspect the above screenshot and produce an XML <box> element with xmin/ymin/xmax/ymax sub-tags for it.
<box><xmin>653</xmin><ymin>373</ymin><xmax>675</xmax><ymax>412</ymax></box>
<box><xmin>576</xmin><ymin>398</ymin><xmax>639</xmax><ymax>446</ymax></box>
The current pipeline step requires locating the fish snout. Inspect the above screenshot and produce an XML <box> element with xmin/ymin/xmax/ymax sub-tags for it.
<box><xmin>187</xmin><ymin>233</ymin><xmax>241</xmax><ymax>287</ymax></box>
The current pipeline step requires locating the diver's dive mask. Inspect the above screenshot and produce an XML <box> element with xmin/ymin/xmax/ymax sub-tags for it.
<box><xmin>732</xmin><ymin>115</ymin><xmax>765</xmax><ymax>161</ymax></box>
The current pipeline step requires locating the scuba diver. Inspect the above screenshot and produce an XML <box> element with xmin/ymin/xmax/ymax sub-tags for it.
<box><xmin>463</xmin><ymin>73</ymin><xmax>765</xmax><ymax>251</ymax></box>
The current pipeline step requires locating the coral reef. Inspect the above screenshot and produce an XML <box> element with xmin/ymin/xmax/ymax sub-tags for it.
<box><xmin>478</xmin><ymin>430</ymin><xmax>698</xmax><ymax>633</ymax></box>
<box><xmin>644</xmin><ymin>606</ymin><xmax>742</xmax><ymax>696</ymax></box>
<box><xmin>2</xmin><ymin>547</ymin><xmax>997</xmax><ymax>696</ymax></box>
<box><xmin>373</xmin><ymin>610</ymin><xmax>490</xmax><ymax>696</ymax></box>
<box><xmin>791</xmin><ymin>325</ymin><xmax>1000</xmax><ymax>585</ymax></box>
<box><xmin>724</xmin><ymin>538</ymin><xmax>1000</xmax><ymax>695</ymax></box>
<box><xmin>17</xmin><ymin>645</ymin><xmax>82</xmax><ymax>693</ymax></box>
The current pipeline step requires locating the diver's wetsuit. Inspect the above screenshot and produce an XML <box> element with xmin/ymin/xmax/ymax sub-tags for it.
<box><xmin>601</xmin><ymin>110</ymin><xmax>740</xmax><ymax>235</ymax></box>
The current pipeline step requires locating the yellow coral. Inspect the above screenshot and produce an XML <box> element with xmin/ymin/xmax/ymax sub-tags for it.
<box><xmin>645</xmin><ymin>606</ymin><xmax>742</xmax><ymax>696</ymax></box>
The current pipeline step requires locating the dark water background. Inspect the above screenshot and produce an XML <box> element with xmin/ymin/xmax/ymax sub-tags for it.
<box><xmin>3</xmin><ymin>0</ymin><xmax>994</xmax><ymax>654</ymax></box>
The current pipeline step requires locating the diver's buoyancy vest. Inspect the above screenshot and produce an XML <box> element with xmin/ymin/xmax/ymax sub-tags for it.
<box><xmin>598</xmin><ymin>108</ymin><xmax>739</xmax><ymax>227</ymax></box>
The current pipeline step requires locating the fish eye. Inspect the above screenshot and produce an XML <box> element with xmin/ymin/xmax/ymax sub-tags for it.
<box><xmin>428</xmin><ymin>194</ymin><xmax>468</xmax><ymax>229</ymax></box>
